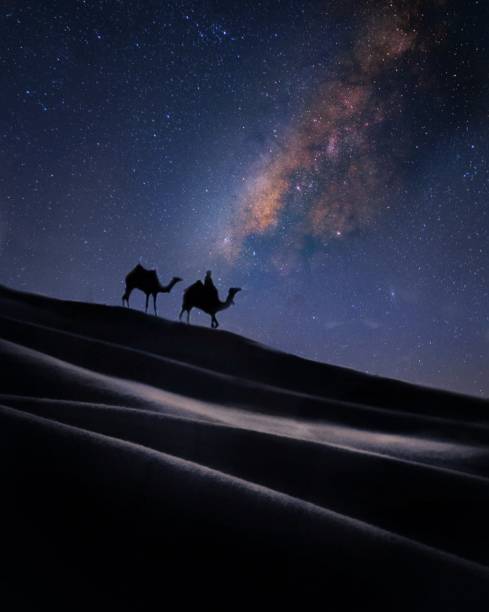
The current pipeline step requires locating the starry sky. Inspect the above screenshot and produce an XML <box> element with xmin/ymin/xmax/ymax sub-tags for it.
<box><xmin>1</xmin><ymin>0</ymin><xmax>488</xmax><ymax>397</ymax></box>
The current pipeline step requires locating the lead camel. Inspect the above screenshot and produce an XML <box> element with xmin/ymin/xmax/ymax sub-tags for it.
<box><xmin>179</xmin><ymin>275</ymin><xmax>241</xmax><ymax>328</ymax></box>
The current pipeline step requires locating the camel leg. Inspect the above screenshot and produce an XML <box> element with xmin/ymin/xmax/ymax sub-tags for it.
<box><xmin>187</xmin><ymin>309</ymin><xmax>191</xmax><ymax>324</ymax></box>
<box><xmin>179</xmin><ymin>308</ymin><xmax>184</xmax><ymax>321</ymax></box>
<box><xmin>211</xmin><ymin>315</ymin><xmax>219</xmax><ymax>328</ymax></box>
<box><xmin>145</xmin><ymin>294</ymin><xmax>149</xmax><ymax>313</ymax></box>
<box><xmin>123</xmin><ymin>286</ymin><xmax>132</xmax><ymax>308</ymax></box>
<box><xmin>153</xmin><ymin>294</ymin><xmax>157</xmax><ymax>315</ymax></box>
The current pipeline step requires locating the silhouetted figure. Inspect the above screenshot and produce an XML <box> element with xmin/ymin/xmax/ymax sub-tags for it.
<box><xmin>204</xmin><ymin>270</ymin><xmax>218</xmax><ymax>302</ymax></box>
<box><xmin>122</xmin><ymin>263</ymin><xmax>182</xmax><ymax>315</ymax></box>
<box><xmin>179</xmin><ymin>278</ymin><xmax>241</xmax><ymax>328</ymax></box>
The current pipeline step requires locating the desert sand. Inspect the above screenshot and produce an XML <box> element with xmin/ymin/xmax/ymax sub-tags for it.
<box><xmin>1</xmin><ymin>283</ymin><xmax>489</xmax><ymax>609</ymax></box>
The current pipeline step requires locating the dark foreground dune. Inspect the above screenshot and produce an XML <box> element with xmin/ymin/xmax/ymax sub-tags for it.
<box><xmin>1</xmin><ymin>284</ymin><xmax>489</xmax><ymax>610</ymax></box>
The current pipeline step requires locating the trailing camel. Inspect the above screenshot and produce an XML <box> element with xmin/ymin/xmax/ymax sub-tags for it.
<box><xmin>122</xmin><ymin>263</ymin><xmax>182</xmax><ymax>314</ymax></box>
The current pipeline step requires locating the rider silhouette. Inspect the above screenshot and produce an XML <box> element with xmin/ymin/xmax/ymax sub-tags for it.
<box><xmin>204</xmin><ymin>270</ymin><xmax>218</xmax><ymax>302</ymax></box>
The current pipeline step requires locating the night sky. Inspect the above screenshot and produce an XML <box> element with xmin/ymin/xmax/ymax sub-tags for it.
<box><xmin>1</xmin><ymin>1</ymin><xmax>488</xmax><ymax>397</ymax></box>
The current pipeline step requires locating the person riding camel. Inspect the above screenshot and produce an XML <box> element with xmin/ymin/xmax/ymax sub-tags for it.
<box><xmin>204</xmin><ymin>270</ymin><xmax>218</xmax><ymax>302</ymax></box>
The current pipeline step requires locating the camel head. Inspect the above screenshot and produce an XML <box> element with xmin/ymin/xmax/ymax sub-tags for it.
<box><xmin>159</xmin><ymin>276</ymin><xmax>183</xmax><ymax>293</ymax></box>
<box><xmin>165</xmin><ymin>276</ymin><xmax>183</xmax><ymax>288</ymax></box>
<box><xmin>227</xmin><ymin>287</ymin><xmax>241</xmax><ymax>305</ymax></box>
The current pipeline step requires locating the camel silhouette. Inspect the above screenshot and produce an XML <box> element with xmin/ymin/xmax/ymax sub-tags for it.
<box><xmin>122</xmin><ymin>264</ymin><xmax>182</xmax><ymax>315</ymax></box>
<box><xmin>179</xmin><ymin>279</ymin><xmax>241</xmax><ymax>328</ymax></box>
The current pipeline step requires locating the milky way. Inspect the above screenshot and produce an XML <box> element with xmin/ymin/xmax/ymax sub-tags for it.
<box><xmin>222</xmin><ymin>1</ymin><xmax>445</xmax><ymax>264</ymax></box>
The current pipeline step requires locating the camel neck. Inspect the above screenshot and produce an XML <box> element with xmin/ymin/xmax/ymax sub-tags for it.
<box><xmin>217</xmin><ymin>294</ymin><xmax>232</xmax><ymax>311</ymax></box>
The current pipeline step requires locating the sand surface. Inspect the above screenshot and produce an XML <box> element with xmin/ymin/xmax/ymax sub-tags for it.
<box><xmin>1</xmin><ymin>284</ymin><xmax>488</xmax><ymax>609</ymax></box>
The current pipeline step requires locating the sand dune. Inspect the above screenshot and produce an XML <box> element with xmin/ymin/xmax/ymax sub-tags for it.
<box><xmin>1</xmin><ymin>283</ymin><xmax>489</xmax><ymax>609</ymax></box>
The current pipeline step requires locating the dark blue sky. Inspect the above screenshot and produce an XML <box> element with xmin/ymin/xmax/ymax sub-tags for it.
<box><xmin>1</xmin><ymin>1</ymin><xmax>488</xmax><ymax>397</ymax></box>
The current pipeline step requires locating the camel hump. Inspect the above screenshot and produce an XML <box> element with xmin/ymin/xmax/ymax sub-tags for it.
<box><xmin>126</xmin><ymin>264</ymin><xmax>160</xmax><ymax>287</ymax></box>
<box><xmin>130</xmin><ymin>263</ymin><xmax>157</xmax><ymax>274</ymax></box>
<box><xmin>184</xmin><ymin>280</ymin><xmax>204</xmax><ymax>295</ymax></box>
<box><xmin>126</xmin><ymin>265</ymin><xmax>140</xmax><ymax>282</ymax></box>
<box><xmin>127</xmin><ymin>263</ymin><xmax>146</xmax><ymax>277</ymax></box>
<box><xmin>183</xmin><ymin>280</ymin><xmax>205</xmax><ymax>305</ymax></box>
